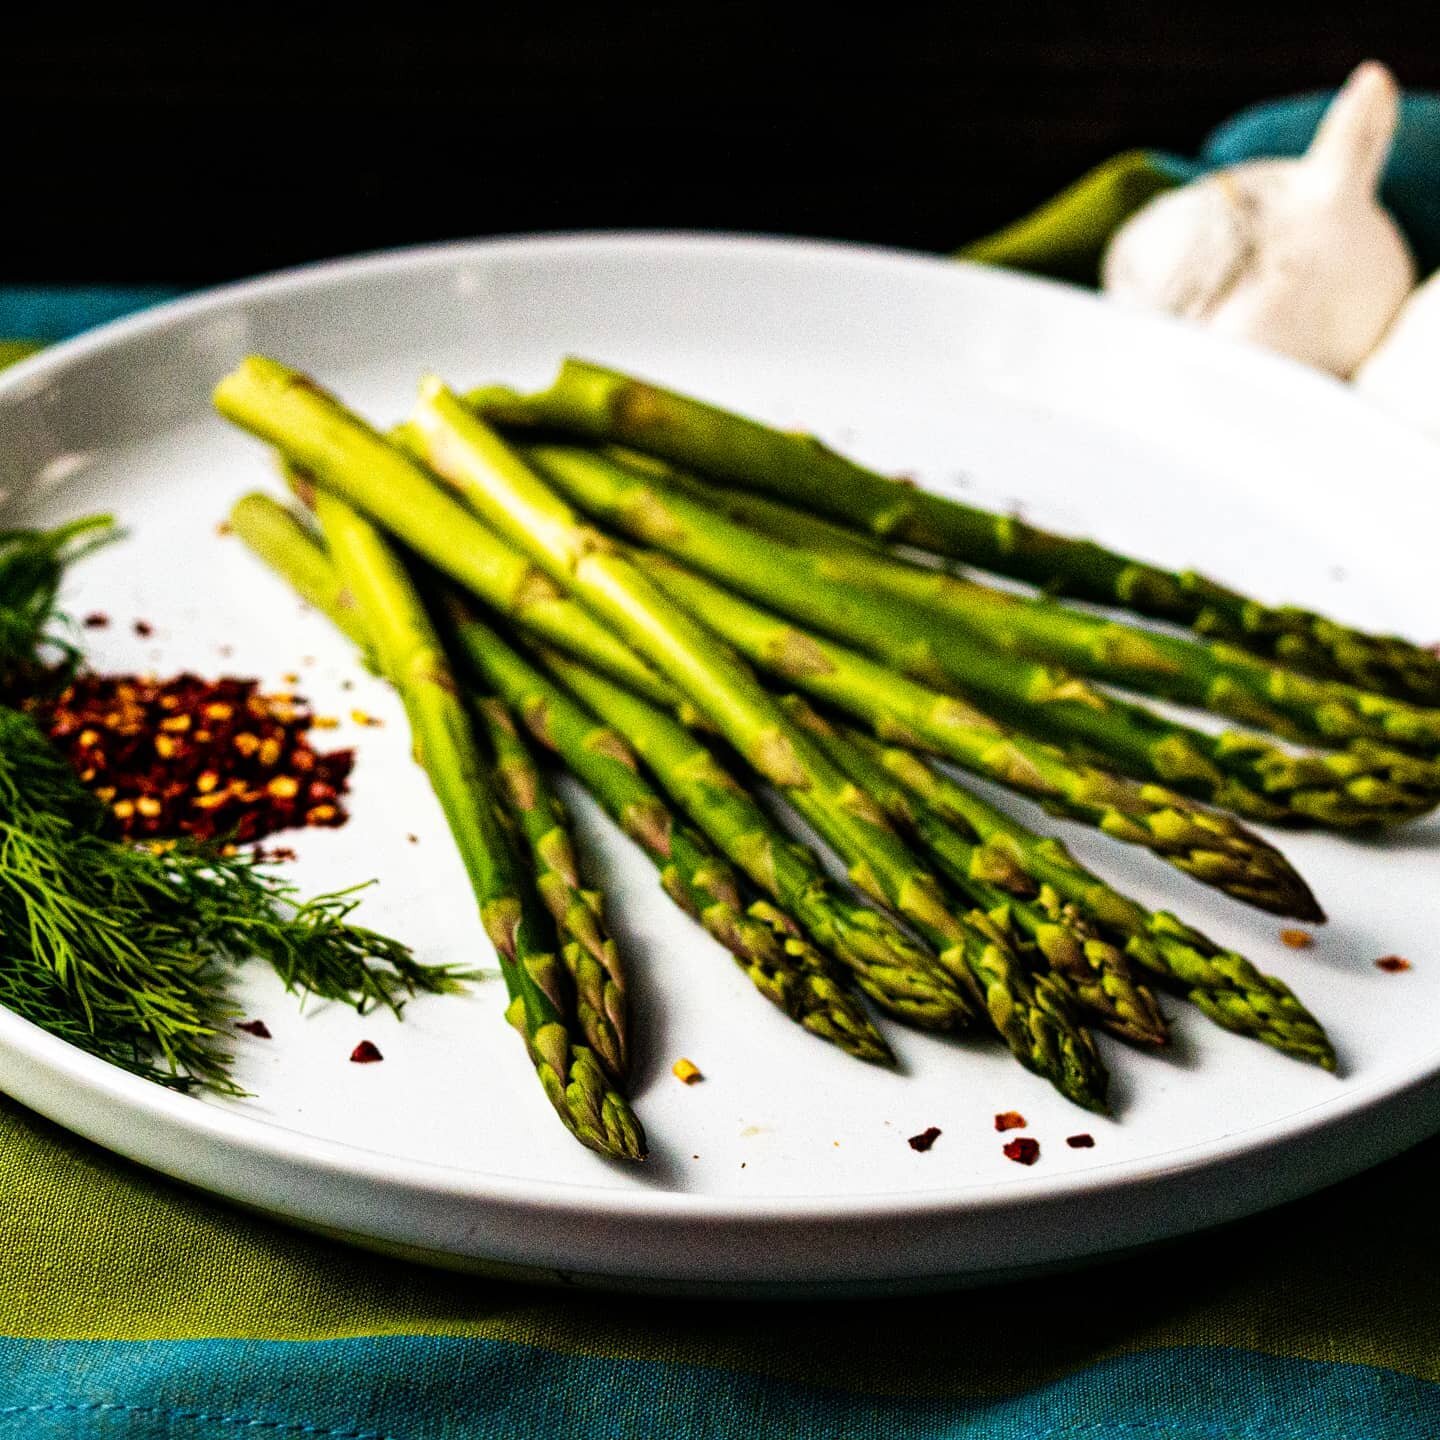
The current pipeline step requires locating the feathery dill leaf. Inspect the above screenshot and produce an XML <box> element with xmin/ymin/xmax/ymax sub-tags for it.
<box><xmin>0</xmin><ymin>518</ymin><xmax>461</xmax><ymax>1092</ymax></box>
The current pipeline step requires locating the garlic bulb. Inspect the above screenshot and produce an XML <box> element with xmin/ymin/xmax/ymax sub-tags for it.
<box><xmin>1102</xmin><ymin>62</ymin><xmax>1417</xmax><ymax>377</ymax></box>
<box><xmin>1353</xmin><ymin>271</ymin><xmax>1440</xmax><ymax>437</ymax></box>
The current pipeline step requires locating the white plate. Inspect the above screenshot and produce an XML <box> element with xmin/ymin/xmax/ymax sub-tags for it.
<box><xmin>2</xmin><ymin>234</ymin><xmax>1439</xmax><ymax>1296</ymax></box>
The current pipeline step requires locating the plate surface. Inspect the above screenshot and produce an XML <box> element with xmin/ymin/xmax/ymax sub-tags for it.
<box><xmin>2</xmin><ymin>234</ymin><xmax>1439</xmax><ymax>1295</ymax></box>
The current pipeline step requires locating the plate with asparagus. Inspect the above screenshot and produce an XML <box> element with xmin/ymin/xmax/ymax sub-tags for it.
<box><xmin>2</xmin><ymin>233</ymin><xmax>1440</xmax><ymax>1294</ymax></box>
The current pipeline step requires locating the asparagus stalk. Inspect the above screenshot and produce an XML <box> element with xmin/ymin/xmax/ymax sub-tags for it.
<box><xmin>305</xmin><ymin>488</ymin><xmax>643</xmax><ymax>1159</ymax></box>
<box><xmin>632</xmin><ymin>553</ymin><xmax>1322</xmax><ymax>921</ymax></box>
<box><xmin>473</xmin><ymin>694</ymin><xmax>629</xmax><ymax>1082</ymax></box>
<box><xmin>526</xmin><ymin>646</ymin><xmax>976</xmax><ymax>1031</ymax></box>
<box><xmin>471</xmin><ymin>360</ymin><xmax>1440</xmax><ymax>704</ymax></box>
<box><xmin>229</xmin><ymin>494</ymin><xmax>373</xmax><ymax>653</ymax></box>
<box><xmin>849</xmin><ymin>733</ymin><xmax>1335</xmax><ymax>1069</ymax></box>
<box><xmin>234</xmin><ymin>490</ymin><xmax>893</xmax><ymax>1061</ymax></box>
<box><xmin>514</xmin><ymin>443</ymin><xmax>1434</xmax><ymax>828</ymax></box>
<box><xmin>212</xmin><ymin>358</ymin><xmax>679</xmax><ymax>717</ymax></box>
<box><xmin>406</xmin><ymin>387</ymin><xmax>1107</xmax><ymax>1110</ymax></box>
<box><xmin>444</xmin><ymin>607</ymin><xmax>896</xmax><ymax>1064</ymax></box>
<box><xmin>612</xmin><ymin>463</ymin><xmax>1440</xmax><ymax>761</ymax></box>
<box><xmin>779</xmin><ymin>696</ymin><xmax>1168</xmax><ymax>1047</ymax></box>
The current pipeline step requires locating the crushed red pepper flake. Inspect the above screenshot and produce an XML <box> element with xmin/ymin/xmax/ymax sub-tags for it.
<box><xmin>215</xmin><ymin>520</ymin><xmax>234</xmax><ymax>536</ymax></box>
<box><xmin>83</xmin><ymin>612</ymin><xmax>110</xmax><ymax>629</ymax></box>
<box><xmin>32</xmin><ymin>672</ymin><xmax>354</xmax><ymax>844</ymax></box>
<box><xmin>1066</xmin><ymin>1133</ymin><xmax>1096</xmax><ymax>1149</ymax></box>
<box><xmin>994</xmin><ymin>1111</ymin><xmax>1027</xmax><ymax>1132</ymax></box>
<box><xmin>236</xmin><ymin>1019</ymin><xmax>272</xmax><ymax>1039</ymax></box>
<box><xmin>1003</xmin><ymin>1137</ymin><xmax>1040</xmax><ymax>1165</ymax></box>
<box><xmin>350</xmin><ymin>1040</ymin><xmax>383</xmax><ymax>1064</ymax></box>
<box><xmin>1279</xmin><ymin>929</ymin><xmax>1314</xmax><ymax>949</ymax></box>
<box><xmin>907</xmin><ymin>1126</ymin><xmax>941</xmax><ymax>1152</ymax></box>
<box><xmin>1376</xmin><ymin>955</ymin><xmax>1413</xmax><ymax>973</ymax></box>
<box><xmin>133</xmin><ymin>620</ymin><xmax>154</xmax><ymax>638</ymax></box>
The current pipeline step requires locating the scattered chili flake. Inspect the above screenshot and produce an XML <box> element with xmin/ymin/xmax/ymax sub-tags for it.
<box><xmin>1279</xmin><ymin>929</ymin><xmax>1314</xmax><ymax>949</ymax></box>
<box><xmin>350</xmin><ymin>1040</ymin><xmax>383</xmax><ymax>1064</ymax></box>
<box><xmin>252</xmin><ymin>845</ymin><xmax>298</xmax><ymax>865</ymax></box>
<box><xmin>1066</xmin><ymin>1133</ymin><xmax>1096</xmax><ymax>1149</ymax></box>
<box><xmin>994</xmin><ymin>1111</ymin><xmax>1027</xmax><ymax>1132</ymax></box>
<box><xmin>1003</xmin><ymin>1137</ymin><xmax>1040</xmax><ymax>1166</ymax></box>
<box><xmin>215</xmin><ymin>519</ymin><xmax>234</xmax><ymax>537</ymax></box>
<box><xmin>908</xmin><ymin>1126</ymin><xmax>941</xmax><ymax>1152</ymax></box>
<box><xmin>350</xmin><ymin>708</ymin><xmax>382</xmax><ymax>727</ymax></box>
<box><xmin>406</xmin><ymin>833</ymin><xmax>418</xmax><ymax>844</ymax></box>
<box><xmin>672</xmin><ymin>1057</ymin><xmax>703</xmax><ymax>1084</ymax></box>
<box><xmin>83</xmin><ymin>612</ymin><xmax>110</xmax><ymax>629</ymax></box>
<box><xmin>236</xmin><ymin>1019</ymin><xmax>271</xmax><ymax>1039</ymax></box>
<box><xmin>32</xmin><ymin>672</ymin><xmax>354</xmax><ymax>844</ymax></box>
<box><xmin>133</xmin><ymin>620</ymin><xmax>154</xmax><ymax>638</ymax></box>
<box><xmin>1376</xmin><ymin>955</ymin><xmax>1413</xmax><ymax>973</ymax></box>
<box><xmin>313</xmin><ymin>715</ymin><xmax>340</xmax><ymax>730</ymax></box>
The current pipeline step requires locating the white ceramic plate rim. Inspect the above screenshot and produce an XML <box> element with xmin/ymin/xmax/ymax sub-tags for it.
<box><xmin>1</xmin><ymin>230</ymin><xmax>1437</xmax><ymax>1232</ymax></box>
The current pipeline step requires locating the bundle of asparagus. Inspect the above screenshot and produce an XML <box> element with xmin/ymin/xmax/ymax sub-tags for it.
<box><xmin>216</xmin><ymin>350</ymin><xmax>1423</xmax><ymax>1150</ymax></box>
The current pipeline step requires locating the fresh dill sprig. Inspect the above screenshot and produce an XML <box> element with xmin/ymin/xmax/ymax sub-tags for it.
<box><xmin>0</xmin><ymin>518</ymin><xmax>465</xmax><ymax>1093</ymax></box>
<box><xmin>0</xmin><ymin>514</ymin><xmax>117</xmax><ymax>693</ymax></box>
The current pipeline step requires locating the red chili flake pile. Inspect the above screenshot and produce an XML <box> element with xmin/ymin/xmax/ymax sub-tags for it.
<box><xmin>1376</xmin><ymin>955</ymin><xmax>1413</xmax><ymax>973</ymax></box>
<box><xmin>235</xmin><ymin>1019</ymin><xmax>272</xmax><ymax>1039</ymax></box>
<box><xmin>1066</xmin><ymin>1133</ymin><xmax>1095</xmax><ymax>1149</ymax></box>
<box><xmin>1279</xmin><ymin>929</ymin><xmax>1314</xmax><ymax>950</ymax></box>
<box><xmin>1003</xmin><ymin>1137</ymin><xmax>1040</xmax><ymax>1166</ymax></box>
<box><xmin>994</xmin><ymin>1111</ymin><xmax>1027</xmax><ymax>1132</ymax></box>
<box><xmin>350</xmin><ymin>1040</ymin><xmax>383</xmax><ymax>1064</ymax></box>
<box><xmin>907</xmin><ymin>1126</ymin><xmax>942</xmax><ymax>1152</ymax></box>
<box><xmin>33</xmin><ymin>673</ymin><xmax>353</xmax><ymax>843</ymax></box>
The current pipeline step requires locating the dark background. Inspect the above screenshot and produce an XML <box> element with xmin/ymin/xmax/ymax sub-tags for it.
<box><xmin>8</xmin><ymin>5</ymin><xmax>1437</xmax><ymax>285</ymax></box>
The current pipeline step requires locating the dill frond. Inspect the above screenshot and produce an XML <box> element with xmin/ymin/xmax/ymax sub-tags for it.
<box><xmin>0</xmin><ymin>519</ymin><xmax>462</xmax><ymax>1093</ymax></box>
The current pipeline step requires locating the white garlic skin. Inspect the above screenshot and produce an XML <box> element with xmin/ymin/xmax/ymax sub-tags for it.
<box><xmin>1354</xmin><ymin>273</ymin><xmax>1440</xmax><ymax>438</ymax></box>
<box><xmin>1102</xmin><ymin>62</ymin><xmax>1417</xmax><ymax>378</ymax></box>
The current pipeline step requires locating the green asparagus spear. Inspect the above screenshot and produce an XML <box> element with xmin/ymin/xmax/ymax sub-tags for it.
<box><xmin>473</xmin><ymin>694</ymin><xmax>629</xmax><ymax>1082</ymax></box>
<box><xmin>212</xmin><ymin>358</ymin><xmax>679</xmax><ymax>716</ymax></box>
<box><xmin>610</xmin><ymin>463</ymin><xmax>1440</xmax><ymax>762</ymax></box>
<box><xmin>632</xmin><ymin>552</ymin><xmax>1322</xmax><ymax>922</ymax></box>
<box><xmin>305</xmin><ymin>487</ymin><xmax>644</xmax><ymax>1159</ymax></box>
<box><xmin>848</xmin><ymin>733</ymin><xmax>1335</xmax><ymax>1069</ymax></box>
<box><xmin>471</xmin><ymin>360</ymin><xmax>1440</xmax><ymax>704</ymax></box>
<box><xmin>513</xmin><ymin>443</ymin><xmax>1434</xmax><ymax>828</ymax></box>
<box><xmin>233</xmin><ymin>489</ymin><xmax>893</xmax><ymax>1060</ymax></box>
<box><xmin>405</xmin><ymin>386</ymin><xmax>1106</xmax><ymax>1109</ymax></box>
<box><xmin>228</xmin><ymin>494</ymin><xmax>372</xmax><ymax>654</ymax></box>
<box><xmin>444</xmin><ymin>606</ymin><xmax>896</xmax><ymax>1063</ymax></box>
<box><xmin>525</xmin><ymin>646</ymin><xmax>975</xmax><ymax>1031</ymax></box>
<box><xmin>778</xmin><ymin>695</ymin><xmax>1168</xmax><ymax>1048</ymax></box>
